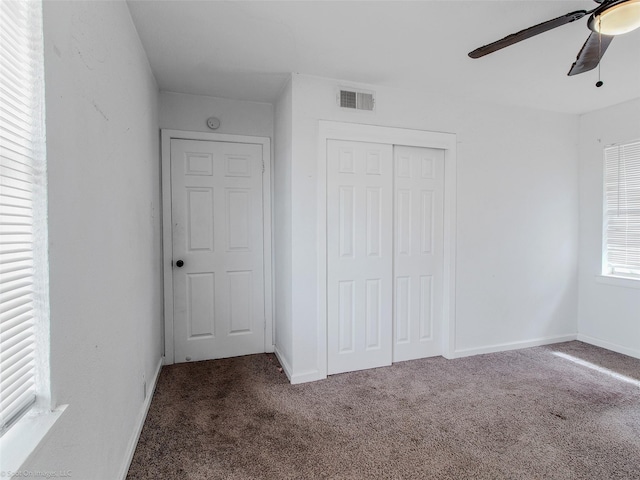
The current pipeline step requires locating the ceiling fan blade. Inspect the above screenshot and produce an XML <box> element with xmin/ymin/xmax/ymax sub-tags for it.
<box><xmin>567</xmin><ymin>32</ymin><xmax>614</xmax><ymax>75</ymax></box>
<box><xmin>468</xmin><ymin>10</ymin><xmax>588</xmax><ymax>58</ymax></box>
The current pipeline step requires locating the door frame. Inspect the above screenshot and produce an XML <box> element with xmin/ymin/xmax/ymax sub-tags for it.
<box><xmin>317</xmin><ymin>121</ymin><xmax>457</xmax><ymax>378</ymax></box>
<box><xmin>161</xmin><ymin>129</ymin><xmax>273</xmax><ymax>365</ymax></box>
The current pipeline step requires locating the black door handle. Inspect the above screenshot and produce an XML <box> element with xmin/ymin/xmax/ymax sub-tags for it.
<box><xmin>176</xmin><ymin>260</ymin><xmax>184</xmax><ymax>268</ymax></box>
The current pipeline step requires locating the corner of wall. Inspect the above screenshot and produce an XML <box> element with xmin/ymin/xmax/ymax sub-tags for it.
<box><xmin>576</xmin><ymin>98</ymin><xmax>640</xmax><ymax>357</ymax></box>
<box><xmin>273</xmin><ymin>76</ymin><xmax>294</xmax><ymax>376</ymax></box>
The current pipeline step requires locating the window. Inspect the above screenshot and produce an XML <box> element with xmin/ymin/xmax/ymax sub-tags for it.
<box><xmin>0</xmin><ymin>0</ymin><xmax>48</xmax><ymax>435</ymax></box>
<box><xmin>603</xmin><ymin>140</ymin><xmax>640</xmax><ymax>279</ymax></box>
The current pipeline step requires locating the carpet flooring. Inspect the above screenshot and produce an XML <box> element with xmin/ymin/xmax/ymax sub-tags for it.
<box><xmin>127</xmin><ymin>341</ymin><xmax>640</xmax><ymax>479</ymax></box>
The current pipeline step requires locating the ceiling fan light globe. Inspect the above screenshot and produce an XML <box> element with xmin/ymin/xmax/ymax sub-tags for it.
<box><xmin>591</xmin><ymin>0</ymin><xmax>640</xmax><ymax>35</ymax></box>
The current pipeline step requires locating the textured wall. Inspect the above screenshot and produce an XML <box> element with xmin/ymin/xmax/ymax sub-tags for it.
<box><xmin>286</xmin><ymin>74</ymin><xmax>579</xmax><ymax>379</ymax></box>
<box><xmin>578</xmin><ymin>98</ymin><xmax>640</xmax><ymax>359</ymax></box>
<box><xmin>23</xmin><ymin>1</ymin><xmax>163</xmax><ymax>477</ymax></box>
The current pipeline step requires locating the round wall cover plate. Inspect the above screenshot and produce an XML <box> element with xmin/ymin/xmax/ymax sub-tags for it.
<box><xmin>206</xmin><ymin>117</ymin><xmax>221</xmax><ymax>130</ymax></box>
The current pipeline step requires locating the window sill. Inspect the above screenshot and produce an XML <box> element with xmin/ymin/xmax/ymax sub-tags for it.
<box><xmin>595</xmin><ymin>274</ymin><xmax>640</xmax><ymax>290</ymax></box>
<box><xmin>0</xmin><ymin>405</ymin><xmax>67</xmax><ymax>475</ymax></box>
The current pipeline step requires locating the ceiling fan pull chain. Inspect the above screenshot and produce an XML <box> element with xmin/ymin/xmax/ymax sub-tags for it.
<box><xmin>596</xmin><ymin>17</ymin><xmax>604</xmax><ymax>87</ymax></box>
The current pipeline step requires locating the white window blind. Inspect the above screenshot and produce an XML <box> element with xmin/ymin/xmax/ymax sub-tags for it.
<box><xmin>0</xmin><ymin>0</ymin><xmax>45</xmax><ymax>434</ymax></box>
<box><xmin>603</xmin><ymin>140</ymin><xmax>640</xmax><ymax>278</ymax></box>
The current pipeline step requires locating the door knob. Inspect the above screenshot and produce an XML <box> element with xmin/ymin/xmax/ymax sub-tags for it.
<box><xmin>175</xmin><ymin>260</ymin><xmax>184</xmax><ymax>268</ymax></box>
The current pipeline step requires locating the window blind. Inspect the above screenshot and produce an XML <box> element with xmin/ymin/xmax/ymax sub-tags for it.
<box><xmin>0</xmin><ymin>0</ymin><xmax>45</xmax><ymax>434</ymax></box>
<box><xmin>604</xmin><ymin>140</ymin><xmax>640</xmax><ymax>278</ymax></box>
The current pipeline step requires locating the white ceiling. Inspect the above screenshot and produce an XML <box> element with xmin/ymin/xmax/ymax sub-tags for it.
<box><xmin>127</xmin><ymin>0</ymin><xmax>640</xmax><ymax>114</ymax></box>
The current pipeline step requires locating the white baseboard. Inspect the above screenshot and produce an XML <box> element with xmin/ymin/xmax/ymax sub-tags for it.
<box><xmin>119</xmin><ymin>356</ymin><xmax>163</xmax><ymax>480</ymax></box>
<box><xmin>274</xmin><ymin>346</ymin><xmax>293</xmax><ymax>382</ymax></box>
<box><xmin>451</xmin><ymin>334</ymin><xmax>578</xmax><ymax>359</ymax></box>
<box><xmin>290</xmin><ymin>369</ymin><xmax>325</xmax><ymax>385</ymax></box>
<box><xmin>274</xmin><ymin>347</ymin><xmax>326</xmax><ymax>384</ymax></box>
<box><xmin>577</xmin><ymin>334</ymin><xmax>640</xmax><ymax>360</ymax></box>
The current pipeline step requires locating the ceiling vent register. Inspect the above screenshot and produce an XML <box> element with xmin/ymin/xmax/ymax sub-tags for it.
<box><xmin>338</xmin><ymin>88</ymin><xmax>375</xmax><ymax>111</ymax></box>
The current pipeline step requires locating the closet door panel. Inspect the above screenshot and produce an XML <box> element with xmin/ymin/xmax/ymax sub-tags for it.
<box><xmin>327</xmin><ymin>140</ymin><xmax>393</xmax><ymax>375</ymax></box>
<box><xmin>393</xmin><ymin>145</ymin><xmax>445</xmax><ymax>362</ymax></box>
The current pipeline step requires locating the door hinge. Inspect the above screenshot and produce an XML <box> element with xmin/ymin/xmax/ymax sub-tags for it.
<box><xmin>262</xmin><ymin>160</ymin><xmax>265</xmax><ymax>173</ymax></box>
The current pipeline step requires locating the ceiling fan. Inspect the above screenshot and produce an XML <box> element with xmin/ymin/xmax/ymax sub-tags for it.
<box><xmin>468</xmin><ymin>0</ymin><xmax>640</xmax><ymax>77</ymax></box>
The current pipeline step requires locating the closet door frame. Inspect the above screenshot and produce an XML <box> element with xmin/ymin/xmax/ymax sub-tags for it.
<box><xmin>317</xmin><ymin>121</ymin><xmax>457</xmax><ymax>378</ymax></box>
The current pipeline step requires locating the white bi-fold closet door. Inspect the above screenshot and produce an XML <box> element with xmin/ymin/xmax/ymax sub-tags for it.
<box><xmin>327</xmin><ymin>140</ymin><xmax>444</xmax><ymax>375</ymax></box>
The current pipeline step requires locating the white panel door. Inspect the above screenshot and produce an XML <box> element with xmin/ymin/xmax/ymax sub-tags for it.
<box><xmin>171</xmin><ymin>139</ymin><xmax>265</xmax><ymax>363</ymax></box>
<box><xmin>393</xmin><ymin>145</ymin><xmax>444</xmax><ymax>361</ymax></box>
<box><xmin>327</xmin><ymin>140</ymin><xmax>393</xmax><ymax>374</ymax></box>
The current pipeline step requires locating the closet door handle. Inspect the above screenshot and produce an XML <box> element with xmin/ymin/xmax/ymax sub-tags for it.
<box><xmin>175</xmin><ymin>260</ymin><xmax>184</xmax><ymax>268</ymax></box>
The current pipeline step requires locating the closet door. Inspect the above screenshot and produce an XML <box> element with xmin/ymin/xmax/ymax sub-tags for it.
<box><xmin>393</xmin><ymin>146</ymin><xmax>445</xmax><ymax>361</ymax></box>
<box><xmin>327</xmin><ymin>140</ymin><xmax>393</xmax><ymax>375</ymax></box>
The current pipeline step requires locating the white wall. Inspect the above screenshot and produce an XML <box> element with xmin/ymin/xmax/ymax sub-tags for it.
<box><xmin>577</xmin><ymin>98</ymin><xmax>640</xmax><ymax>359</ymax></box>
<box><xmin>273</xmin><ymin>78</ymin><xmax>294</xmax><ymax>375</ymax></box>
<box><xmin>22</xmin><ymin>1</ymin><xmax>163</xmax><ymax>478</ymax></box>
<box><xmin>159</xmin><ymin>91</ymin><xmax>273</xmax><ymax>137</ymax></box>
<box><xmin>285</xmin><ymin>74</ymin><xmax>579</xmax><ymax>380</ymax></box>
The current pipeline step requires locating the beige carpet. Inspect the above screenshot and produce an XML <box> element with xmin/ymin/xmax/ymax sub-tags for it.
<box><xmin>127</xmin><ymin>341</ymin><xmax>640</xmax><ymax>479</ymax></box>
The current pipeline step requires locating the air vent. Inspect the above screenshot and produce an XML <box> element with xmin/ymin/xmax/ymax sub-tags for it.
<box><xmin>338</xmin><ymin>88</ymin><xmax>375</xmax><ymax>111</ymax></box>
